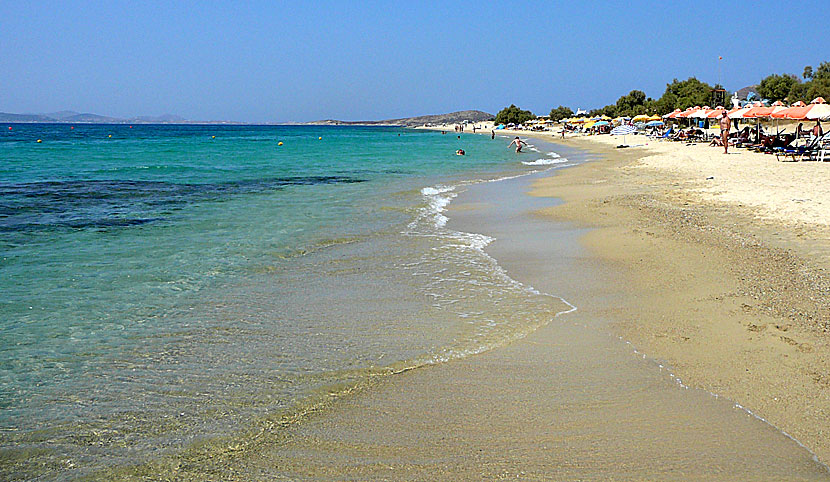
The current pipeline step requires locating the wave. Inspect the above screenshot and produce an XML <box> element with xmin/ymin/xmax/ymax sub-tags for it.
<box><xmin>522</xmin><ymin>157</ymin><xmax>569</xmax><ymax>166</ymax></box>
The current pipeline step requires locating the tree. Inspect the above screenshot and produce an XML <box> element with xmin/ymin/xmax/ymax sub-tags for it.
<box><xmin>657</xmin><ymin>77</ymin><xmax>713</xmax><ymax>110</ymax></box>
<box><xmin>792</xmin><ymin>62</ymin><xmax>830</xmax><ymax>102</ymax></box>
<box><xmin>806</xmin><ymin>77</ymin><xmax>830</xmax><ymax>102</ymax></box>
<box><xmin>757</xmin><ymin>74</ymin><xmax>799</xmax><ymax>102</ymax></box>
<box><xmin>615</xmin><ymin>90</ymin><xmax>647</xmax><ymax>117</ymax></box>
<box><xmin>549</xmin><ymin>105</ymin><xmax>574</xmax><ymax>122</ymax></box>
<box><xmin>788</xmin><ymin>82</ymin><xmax>809</xmax><ymax>103</ymax></box>
<box><xmin>493</xmin><ymin>104</ymin><xmax>535</xmax><ymax>125</ymax></box>
<box><xmin>813</xmin><ymin>61</ymin><xmax>830</xmax><ymax>79</ymax></box>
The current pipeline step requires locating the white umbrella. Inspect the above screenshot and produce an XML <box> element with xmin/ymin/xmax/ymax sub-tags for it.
<box><xmin>611</xmin><ymin>124</ymin><xmax>636</xmax><ymax>146</ymax></box>
<box><xmin>806</xmin><ymin>103</ymin><xmax>830</xmax><ymax>120</ymax></box>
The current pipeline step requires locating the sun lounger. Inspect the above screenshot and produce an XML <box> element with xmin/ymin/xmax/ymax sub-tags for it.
<box><xmin>775</xmin><ymin>135</ymin><xmax>825</xmax><ymax>162</ymax></box>
<box><xmin>814</xmin><ymin>133</ymin><xmax>830</xmax><ymax>161</ymax></box>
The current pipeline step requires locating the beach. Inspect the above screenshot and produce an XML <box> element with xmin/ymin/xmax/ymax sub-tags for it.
<box><xmin>243</xmin><ymin>135</ymin><xmax>830</xmax><ymax>479</ymax></box>
<box><xmin>527</xmin><ymin>132</ymin><xmax>830</xmax><ymax>464</ymax></box>
<box><xmin>5</xmin><ymin>124</ymin><xmax>830</xmax><ymax>480</ymax></box>
<box><xmin>465</xmin><ymin>123</ymin><xmax>830</xmax><ymax>463</ymax></box>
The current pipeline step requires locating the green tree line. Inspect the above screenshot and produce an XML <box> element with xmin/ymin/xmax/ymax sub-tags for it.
<box><xmin>493</xmin><ymin>104</ymin><xmax>536</xmax><ymax>125</ymax></box>
<box><xmin>515</xmin><ymin>60</ymin><xmax>830</xmax><ymax>122</ymax></box>
<box><xmin>757</xmin><ymin>62</ymin><xmax>830</xmax><ymax>103</ymax></box>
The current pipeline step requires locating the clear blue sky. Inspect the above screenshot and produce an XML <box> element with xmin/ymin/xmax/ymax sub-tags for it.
<box><xmin>2</xmin><ymin>1</ymin><xmax>827</xmax><ymax>122</ymax></box>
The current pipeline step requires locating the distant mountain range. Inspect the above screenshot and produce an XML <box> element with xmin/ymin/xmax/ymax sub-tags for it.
<box><xmin>0</xmin><ymin>109</ymin><xmax>496</xmax><ymax>126</ymax></box>
<box><xmin>302</xmin><ymin>110</ymin><xmax>495</xmax><ymax>127</ymax></box>
<box><xmin>0</xmin><ymin>111</ymin><xmax>239</xmax><ymax>124</ymax></box>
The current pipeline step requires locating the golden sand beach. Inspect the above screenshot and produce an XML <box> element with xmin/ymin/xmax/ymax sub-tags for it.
<box><xmin>128</xmin><ymin>125</ymin><xmax>830</xmax><ymax>480</ymax></box>
<box><xmin>244</xmin><ymin>127</ymin><xmax>830</xmax><ymax>480</ymax></box>
<box><xmin>523</xmin><ymin>128</ymin><xmax>830</xmax><ymax>464</ymax></box>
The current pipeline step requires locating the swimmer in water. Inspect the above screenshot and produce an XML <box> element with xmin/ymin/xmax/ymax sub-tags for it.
<box><xmin>508</xmin><ymin>136</ymin><xmax>527</xmax><ymax>153</ymax></box>
<box><xmin>456</xmin><ymin>149</ymin><xmax>465</xmax><ymax>155</ymax></box>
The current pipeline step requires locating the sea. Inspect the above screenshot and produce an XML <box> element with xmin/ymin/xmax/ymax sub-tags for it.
<box><xmin>0</xmin><ymin>124</ymin><xmax>577</xmax><ymax>479</ymax></box>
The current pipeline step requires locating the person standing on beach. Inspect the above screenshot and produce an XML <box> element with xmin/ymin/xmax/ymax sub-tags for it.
<box><xmin>491</xmin><ymin>130</ymin><xmax>495</xmax><ymax>139</ymax></box>
<box><xmin>719</xmin><ymin>111</ymin><xmax>730</xmax><ymax>154</ymax></box>
<box><xmin>508</xmin><ymin>136</ymin><xmax>527</xmax><ymax>153</ymax></box>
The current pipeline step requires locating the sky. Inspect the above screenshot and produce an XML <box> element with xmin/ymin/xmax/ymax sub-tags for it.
<box><xmin>2</xmin><ymin>1</ymin><xmax>827</xmax><ymax>123</ymax></box>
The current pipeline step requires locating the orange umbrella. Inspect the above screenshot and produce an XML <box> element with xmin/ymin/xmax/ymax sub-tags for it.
<box><xmin>664</xmin><ymin>108</ymin><xmax>682</xmax><ymax>119</ymax></box>
<box><xmin>705</xmin><ymin>106</ymin><xmax>727</xmax><ymax>118</ymax></box>
<box><xmin>690</xmin><ymin>106</ymin><xmax>713</xmax><ymax>119</ymax></box>
<box><xmin>676</xmin><ymin>106</ymin><xmax>701</xmax><ymax>118</ymax></box>
<box><xmin>787</xmin><ymin>97</ymin><xmax>830</xmax><ymax>120</ymax></box>
<box><xmin>770</xmin><ymin>100</ymin><xmax>810</xmax><ymax>119</ymax></box>
<box><xmin>744</xmin><ymin>100</ymin><xmax>787</xmax><ymax>118</ymax></box>
<box><xmin>728</xmin><ymin>102</ymin><xmax>763</xmax><ymax>119</ymax></box>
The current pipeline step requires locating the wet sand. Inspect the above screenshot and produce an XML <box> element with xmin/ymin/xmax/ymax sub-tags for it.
<box><xmin>245</xmin><ymin>143</ymin><xmax>829</xmax><ymax>480</ymax></box>
<box><xmin>528</xmin><ymin>134</ymin><xmax>830</xmax><ymax>468</ymax></box>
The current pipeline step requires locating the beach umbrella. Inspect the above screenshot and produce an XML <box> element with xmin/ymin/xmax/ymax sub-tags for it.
<box><xmin>706</xmin><ymin>107</ymin><xmax>728</xmax><ymax>118</ymax></box>
<box><xmin>676</xmin><ymin>106</ymin><xmax>701</xmax><ymax>118</ymax></box>
<box><xmin>770</xmin><ymin>101</ymin><xmax>807</xmax><ymax>119</ymax></box>
<box><xmin>726</xmin><ymin>103</ymin><xmax>757</xmax><ymax>119</ymax></box>
<box><xmin>646</xmin><ymin>120</ymin><xmax>664</xmax><ymax>126</ymax></box>
<box><xmin>610</xmin><ymin>125</ymin><xmax>636</xmax><ymax>135</ymax></box>
<box><xmin>768</xmin><ymin>98</ymin><xmax>828</xmax><ymax>120</ymax></box>
<box><xmin>646</xmin><ymin>114</ymin><xmax>662</xmax><ymax>121</ymax></box>
<box><xmin>610</xmin><ymin>124</ymin><xmax>637</xmax><ymax>146</ymax></box>
<box><xmin>631</xmin><ymin>114</ymin><xmax>650</xmax><ymax>122</ymax></box>
<box><xmin>743</xmin><ymin>102</ymin><xmax>776</xmax><ymax>118</ymax></box>
<box><xmin>664</xmin><ymin>109</ymin><xmax>682</xmax><ymax>119</ymax></box>
<box><xmin>790</xmin><ymin>97</ymin><xmax>830</xmax><ymax>120</ymax></box>
<box><xmin>593</xmin><ymin>120</ymin><xmax>610</xmax><ymax>126</ymax></box>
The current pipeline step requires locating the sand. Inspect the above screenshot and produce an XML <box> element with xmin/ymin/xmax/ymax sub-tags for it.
<box><xmin>111</xmin><ymin>126</ymin><xmax>830</xmax><ymax>479</ymax></box>
<box><xmin>523</xmin><ymin>130</ymin><xmax>830</xmax><ymax>465</ymax></box>
<box><xmin>224</xmin><ymin>135</ymin><xmax>830</xmax><ymax>480</ymax></box>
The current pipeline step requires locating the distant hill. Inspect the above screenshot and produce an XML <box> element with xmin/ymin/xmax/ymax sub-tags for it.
<box><xmin>0</xmin><ymin>111</ymin><xmax>237</xmax><ymax>124</ymax></box>
<box><xmin>735</xmin><ymin>85</ymin><xmax>760</xmax><ymax>101</ymax></box>
<box><xmin>62</xmin><ymin>113</ymin><xmax>122</xmax><ymax>123</ymax></box>
<box><xmin>45</xmin><ymin>110</ymin><xmax>82</xmax><ymax>120</ymax></box>
<box><xmin>0</xmin><ymin>113</ymin><xmax>56</xmax><ymax>122</ymax></box>
<box><xmin>133</xmin><ymin>114</ymin><xmax>187</xmax><ymax>123</ymax></box>
<box><xmin>304</xmin><ymin>110</ymin><xmax>495</xmax><ymax>127</ymax></box>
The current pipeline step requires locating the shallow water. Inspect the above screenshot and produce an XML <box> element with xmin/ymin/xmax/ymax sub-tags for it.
<box><xmin>254</xmin><ymin>141</ymin><xmax>829</xmax><ymax>480</ymax></box>
<box><xmin>0</xmin><ymin>124</ymin><xmax>574</xmax><ymax>479</ymax></box>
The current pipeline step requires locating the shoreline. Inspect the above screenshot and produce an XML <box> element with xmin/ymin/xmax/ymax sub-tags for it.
<box><xmin>519</xmin><ymin>130</ymin><xmax>830</xmax><ymax>463</ymax></box>
<box><xmin>249</xmin><ymin>137</ymin><xmax>828</xmax><ymax>479</ymax></box>
<box><xmin>423</xmin><ymin>122</ymin><xmax>830</xmax><ymax>462</ymax></box>
<box><xmin>75</xmin><ymin>127</ymin><xmax>830</xmax><ymax>478</ymax></box>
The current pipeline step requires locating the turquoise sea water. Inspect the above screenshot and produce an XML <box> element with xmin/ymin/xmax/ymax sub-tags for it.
<box><xmin>0</xmin><ymin>124</ymin><xmax>574</xmax><ymax>478</ymax></box>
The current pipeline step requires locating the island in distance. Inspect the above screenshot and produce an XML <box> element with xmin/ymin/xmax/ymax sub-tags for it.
<box><xmin>0</xmin><ymin>111</ymin><xmax>240</xmax><ymax>124</ymax></box>
<box><xmin>301</xmin><ymin>110</ymin><xmax>495</xmax><ymax>127</ymax></box>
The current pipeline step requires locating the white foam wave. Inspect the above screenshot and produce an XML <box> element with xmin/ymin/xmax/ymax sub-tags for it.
<box><xmin>417</xmin><ymin>185</ymin><xmax>456</xmax><ymax>228</ymax></box>
<box><xmin>522</xmin><ymin>157</ymin><xmax>569</xmax><ymax>166</ymax></box>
